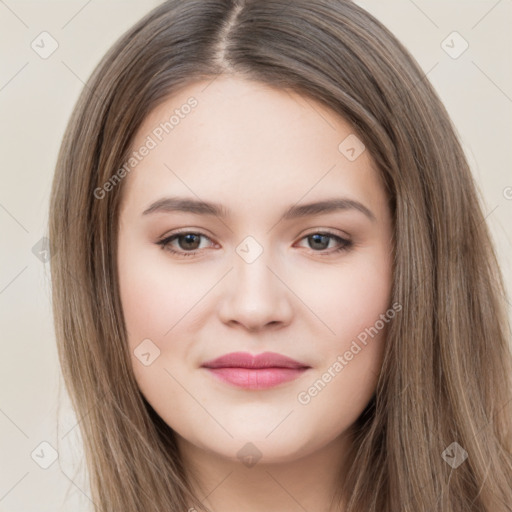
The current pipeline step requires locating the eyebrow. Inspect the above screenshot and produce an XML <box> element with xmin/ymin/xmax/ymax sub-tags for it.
<box><xmin>142</xmin><ymin>196</ymin><xmax>376</xmax><ymax>222</ymax></box>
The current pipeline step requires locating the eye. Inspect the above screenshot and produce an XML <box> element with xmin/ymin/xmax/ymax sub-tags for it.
<box><xmin>156</xmin><ymin>230</ymin><xmax>353</xmax><ymax>258</ymax></box>
<box><xmin>156</xmin><ymin>231</ymin><xmax>215</xmax><ymax>258</ymax></box>
<box><xmin>295</xmin><ymin>231</ymin><xmax>353</xmax><ymax>254</ymax></box>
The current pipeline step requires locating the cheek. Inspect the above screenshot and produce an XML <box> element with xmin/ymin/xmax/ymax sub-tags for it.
<box><xmin>120</xmin><ymin>272</ymin><xmax>176</xmax><ymax>343</ymax></box>
<box><xmin>117</xmin><ymin>241</ymin><xmax>200</xmax><ymax>416</ymax></box>
<box><xmin>118</xmin><ymin>238</ymin><xmax>197</xmax><ymax>345</ymax></box>
<box><xmin>117</xmin><ymin>237</ymin><xmax>225</xmax><ymax>397</ymax></box>
<box><xmin>292</xmin><ymin>245</ymin><xmax>393</xmax><ymax>345</ymax></box>
<box><xmin>290</xmin><ymin>246</ymin><xmax>392</xmax><ymax>416</ymax></box>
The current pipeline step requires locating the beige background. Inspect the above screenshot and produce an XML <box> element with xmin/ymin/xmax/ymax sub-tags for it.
<box><xmin>1</xmin><ymin>1</ymin><xmax>511</xmax><ymax>510</ymax></box>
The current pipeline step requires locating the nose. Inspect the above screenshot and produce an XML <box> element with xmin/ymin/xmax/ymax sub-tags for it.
<box><xmin>217</xmin><ymin>247</ymin><xmax>294</xmax><ymax>332</ymax></box>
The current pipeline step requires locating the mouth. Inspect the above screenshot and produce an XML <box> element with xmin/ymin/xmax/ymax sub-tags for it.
<box><xmin>201</xmin><ymin>351</ymin><xmax>311</xmax><ymax>390</ymax></box>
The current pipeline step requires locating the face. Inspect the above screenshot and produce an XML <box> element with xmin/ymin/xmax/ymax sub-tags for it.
<box><xmin>117</xmin><ymin>76</ymin><xmax>394</xmax><ymax>466</ymax></box>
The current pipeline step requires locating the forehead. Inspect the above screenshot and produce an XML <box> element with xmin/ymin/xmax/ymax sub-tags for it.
<box><xmin>120</xmin><ymin>76</ymin><xmax>386</xmax><ymax>220</ymax></box>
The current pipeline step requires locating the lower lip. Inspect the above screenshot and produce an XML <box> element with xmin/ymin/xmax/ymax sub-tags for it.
<box><xmin>204</xmin><ymin>367</ymin><xmax>308</xmax><ymax>389</ymax></box>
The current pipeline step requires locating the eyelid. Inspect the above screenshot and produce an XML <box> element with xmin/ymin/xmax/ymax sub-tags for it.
<box><xmin>157</xmin><ymin>228</ymin><xmax>215</xmax><ymax>244</ymax></box>
<box><xmin>158</xmin><ymin>227</ymin><xmax>350</xmax><ymax>243</ymax></box>
<box><xmin>299</xmin><ymin>227</ymin><xmax>351</xmax><ymax>239</ymax></box>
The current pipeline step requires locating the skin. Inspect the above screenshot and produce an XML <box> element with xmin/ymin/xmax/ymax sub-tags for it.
<box><xmin>117</xmin><ymin>76</ymin><xmax>394</xmax><ymax>512</ymax></box>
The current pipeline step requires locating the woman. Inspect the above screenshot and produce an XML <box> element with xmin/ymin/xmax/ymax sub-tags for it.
<box><xmin>48</xmin><ymin>1</ymin><xmax>512</xmax><ymax>510</ymax></box>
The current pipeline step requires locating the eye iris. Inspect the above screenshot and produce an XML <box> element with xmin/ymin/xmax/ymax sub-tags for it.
<box><xmin>179</xmin><ymin>233</ymin><xmax>201</xmax><ymax>250</ymax></box>
<box><xmin>309</xmin><ymin>233</ymin><xmax>330</xmax><ymax>250</ymax></box>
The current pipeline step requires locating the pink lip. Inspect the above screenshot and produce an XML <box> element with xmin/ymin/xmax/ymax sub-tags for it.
<box><xmin>201</xmin><ymin>351</ymin><xmax>310</xmax><ymax>390</ymax></box>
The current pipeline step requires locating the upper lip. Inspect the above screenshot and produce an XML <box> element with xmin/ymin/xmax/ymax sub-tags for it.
<box><xmin>201</xmin><ymin>351</ymin><xmax>310</xmax><ymax>369</ymax></box>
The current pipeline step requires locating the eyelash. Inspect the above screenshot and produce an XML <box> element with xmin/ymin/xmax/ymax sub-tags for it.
<box><xmin>156</xmin><ymin>229</ymin><xmax>353</xmax><ymax>258</ymax></box>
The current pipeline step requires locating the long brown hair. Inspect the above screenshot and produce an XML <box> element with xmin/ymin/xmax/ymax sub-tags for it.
<box><xmin>48</xmin><ymin>1</ymin><xmax>512</xmax><ymax>510</ymax></box>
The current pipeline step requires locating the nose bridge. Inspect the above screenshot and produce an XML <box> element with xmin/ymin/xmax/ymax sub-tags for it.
<box><xmin>218</xmin><ymin>235</ymin><xmax>293</xmax><ymax>329</ymax></box>
<box><xmin>233</xmin><ymin>236</ymin><xmax>279</xmax><ymax>299</ymax></box>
